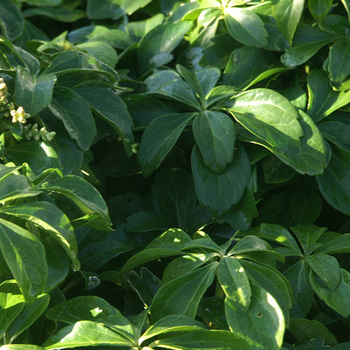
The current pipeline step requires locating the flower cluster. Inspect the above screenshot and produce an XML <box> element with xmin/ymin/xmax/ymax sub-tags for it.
<box><xmin>0</xmin><ymin>78</ymin><xmax>29</xmax><ymax>124</ymax></box>
<box><xmin>23</xmin><ymin>123</ymin><xmax>56</xmax><ymax>142</ymax></box>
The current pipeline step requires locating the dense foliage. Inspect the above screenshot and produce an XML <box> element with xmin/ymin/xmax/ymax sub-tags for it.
<box><xmin>0</xmin><ymin>0</ymin><xmax>350</xmax><ymax>349</ymax></box>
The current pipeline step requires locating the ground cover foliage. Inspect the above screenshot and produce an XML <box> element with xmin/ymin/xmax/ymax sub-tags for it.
<box><xmin>0</xmin><ymin>0</ymin><xmax>350</xmax><ymax>349</ymax></box>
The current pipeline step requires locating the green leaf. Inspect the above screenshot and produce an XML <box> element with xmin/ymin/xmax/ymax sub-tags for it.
<box><xmin>86</xmin><ymin>0</ymin><xmax>124</xmax><ymax>20</ymax></box>
<box><xmin>15</xmin><ymin>67</ymin><xmax>56</xmax><ymax>117</ymax></box>
<box><xmin>327</xmin><ymin>38</ymin><xmax>350</xmax><ymax>90</ymax></box>
<box><xmin>241</xmin><ymin>223</ymin><xmax>301</xmax><ymax>252</ymax></box>
<box><xmin>193</xmin><ymin>111</ymin><xmax>235</xmax><ymax>174</ymax></box>
<box><xmin>239</xmin><ymin>259</ymin><xmax>293</xmax><ymax>324</ymax></box>
<box><xmin>0</xmin><ymin>174</ymin><xmax>40</xmax><ymax>203</ymax></box>
<box><xmin>191</xmin><ymin>143</ymin><xmax>251</xmax><ymax>217</ymax></box>
<box><xmin>291</xmin><ymin>225</ymin><xmax>327</xmax><ymax>254</ymax></box>
<box><xmin>127</xmin><ymin>13</ymin><xmax>164</xmax><ymax>38</ymax></box>
<box><xmin>288</xmin><ymin>318</ymin><xmax>338</xmax><ymax>346</ymax></box>
<box><xmin>309</xmin><ymin>268</ymin><xmax>350</xmax><ymax>317</ymax></box>
<box><xmin>281</xmin><ymin>24</ymin><xmax>335</xmax><ymax>67</ymax></box>
<box><xmin>150</xmin><ymin>262</ymin><xmax>218</xmax><ymax>322</ymax></box>
<box><xmin>46</xmin><ymin>296</ymin><xmax>135</xmax><ymax>342</ymax></box>
<box><xmin>342</xmin><ymin>0</ymin><xmax>350</xmax><ymax>20</ymax></box>
<box><xmin>217</xmin><ymin>257</ymin><xmax>251</xmax><ymax>311</ymax></box>
<box><xmin>272</xmin><ymin>109</ymin><xmax>328</xmax><ymax>176</ymax></box>
<box><xmin>138</xmin><ymin>21</ymin><xmax>193</xmax><ymax>73</ymax></box>
<box><xmin>138</xmin><ymin>113</ymin><xmax>197</xmax><ymax>177</ymax></box>
<box><xmin>314</xmin><ymin>233</ymin><xmax>350</xmax><ymax>254</ymax></box>
<box><xmin>176</xmin><ymin>65</ymin><xmax>220</xmax><ymax>106</ymax></box>
<box><xmin>0</xmin><ymin>346</ymin><xmax>44</xmax><ymax>350</ymax></box>
<box><xmin>76</xmin><ymin>41</ymin><xmax>118</xmax><ymax>68</ymax></box>
<box><xmin>43</xmin><ymin>51</ymin><xmax>118</xmax><ymax>83</ymax></box>
<box><xmin>122</xmin><ymin>228</ymin><xmax>191</xmax><ymax>272</ymax></box>
<box><xmin>38</xmin><ymin>175</ymin><xmax>111</xmax><ymax>225</ymax></box>
<box><xmin>5</xmin><ymin>141</ymin><xmax>61</xmax><ymax>175</ymax></box>
<box><xmin>149</xmin><ymin>329</ymin><xmax>250</xmax><ymax>350</ymax></box>
<box><xmin>0</xmin><ymin>0</ymin><xmax>24</xmax><ymax>40</ymax></box>
<box><xmin>224</xmin><ymin>88</ymin><xmax>303</xmax><ymax>158</ymax></box>
<box><xmin>284</xmin><ymin>260</ymin><xmax>314</xmax><ymax>318</ymax></box>
<box><xmin>139</xmin><ymin>315</ymin><xmax>205</xmax><ymax>344</ymax></box>
<box><xmin>224</xmin><ymin>7</ymin><xmax>268</xmax><ymax>48</ymax></box>
<box><xmin>74</xmin><ymin>87</ymin><xmax>134</xmax><ymax>156</ymax></box>
<box><xmin>145</xmin><ymin>70</ymin><xmax>201</xmax><ymax>110</ymax></box>
<box><xmin>0</xmin><ymin>201</ymin><xmax>79</xmax><ymax>271</ymax></box>
<box><xmin>5</xmin><ymin>293</ymin><xmax>50</xmax><ymax>343</ymax></box>
<box><xmin>223</xmin><ymin>47</ymin><xmax>286</xmax><ymax>91</ymax></box>
<box><xmin>49</xmin><ymin>86</ymin><xmax>96</xmax><ymax>151</ymax></box>
<box><xmin>307</xmin><ymin>70</ymin><xmax>350</xmax><ymax>122</ymax></box>
<box><xmin>306</xmin><ymin>254</ymin><xmax>341</xmax><ymax>291</ymax></box>
<box><xmin>0</xmin><ymin>281</ymin><xmax>25</xmax><ymax>339</ymax></box>
<box><xmin>308</xmin><ymin>0</ymin><xmax>333</xmax><ymax>20</ymax></box>
<box><xmin>0</xmin><ymin>219</ymin><xmax>47</xmax><ymax>300</ymax></box>
<box><xmin>316</xmin><ymin>148</ymin><xmax>350</xmax><ymax>215</ymax></box>
<box><xmin>118</xmin><ymin>0</ymin><xmax>153</xmax><ymax>15</ymax></box>
<box><xmin>23</xmin><ymin>6</ymin><xmax>85</xmax><ymax>23</ymax></box>
<box><xmin>43</xmin><ymin>320</ymin><xmax>133</xmax><ymax>349</ymax></box>
<box><xmin>225</xmin><ymin>285</ymin><xmax>285</xmax><ymax>350</ymax></box>
<box><xmin>271</xmin><ymin>0</ymin><xmax>305</xmax><ymax>44</ymax></box>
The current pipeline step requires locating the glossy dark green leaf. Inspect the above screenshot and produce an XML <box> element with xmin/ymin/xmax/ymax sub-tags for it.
<box><xmin>271</xmin><ymin>0</ymin><xmax>304</xmax><ymax>44</ymax></box>
<box><xmin>0</xmin><ymin>201</ymin><xmax>79</xmax><ymax>270</ymax></box>
<box><xmin>118</xmin><ymin>0</ymin><xmax>153</xmax><ymax>15</ymax></box>
<box><xmin>86</xmin><ymin>0</ymin><xmax>124</xmax><ymax>20</ymax></box>
<box><xmin>149</xmin><ymin>329</ymin><xmax>250</xmax><ymax>350</ymax></box>
<box><xmin>139</xmin><ymin>315</ymin><xmax>205</xmax><ymax>344</ymax></box>
<box><xmin>49</xmin><ymin>86</ymin><xmax>96</xmax><ymax>151</ymax></box>
<box><xmin>0</xmin><ymin>345</ymin><xmax>44</xmax><ymax>350</ymax></box>
<box><xmin>0</xmin><ymin>174</ymin><xmax>40</xmax><ymax>203</ymax></box>
<box><xmin>122</xmin><ymin>228</ymin><xmax>191</xmax><ymax>272</ymax></box>
<box><xmin>0</xmin><ymin>281</ymin><xmax>25</xmax><ymax>339</ymax></box>
<box><xmin>145</xmin><ymin>70</ymin><xmax>201</xmax><ymax>110</ymax></box>
<box><xmin>315</xmin><ymin>233</ymin><xmax>350</xmax><ymax>254</ymax></box>
<box><xmin>176</xmin><ymin>65</ymin><xmax>220</xmax><ymax>106</ymax></box>
<box><xmin>23</xmin><ymin>6</ymin><xmax>85</xmax><ymax>23</ymax></box>
<box><xmin>43</xmin><ymin>51</ymin><xmax>118</xmax><ymax>83</ymax></box>
<box><xmin>309</xmin><ymin>268</ymin><xmax>350</xmax><ymax>317</ymax></box>
<box><xmin>150</xmin><ymin>262</ymin><xmax>218</xmax><ymax>322</ymax></box>
<box><xmin>38</xmin><ymin>175</ymin><xmax>111</xmax><ymax>225</ymax></box>
<box><xmin>217</xmin><ymin>257</ymin><xmax>251</xmax><ymax>311</ymax></box>
<box><xmin>43</xmin><ymin>320</ymin><xmax>133</xmax><ymax>349</ymax></box>
<box><xmin>281</xmin><ymin>24</ymin><xmax>335</xmax><ymax>67</ymax></box>
<box><xmin>5</xmin><ymin>141</ymin><xmax>61</xmax><ymax>175</ymax></box>
<box><xmin>5</xmin><ymin>293</ymin><xmax>50</xmax><ymax>343</ymax></box>
<box><xmin>343</xmin><ymin>0</ymin><xmax>350</xmax><ymax>20</ymax></box>
<box><xmin>138</xmin><ymin>21</ymin><xmax>193</xmax><ymax>73</ymax></box>
<box><xmin>327</xmin><ymin>38</ymin><xmax>350</xmax><ymax>90</ymax></box>
<box><xmin>289</xmin><ymin>318</ymin><xmax>337</xmax><ymax>346</ymax></box>
<box><xmin>126</xmin><ymin>13</ymin><xmax>164</xmax><ymax>38</ymax></box>
<box><xmin>191</xmin><ymin>143</ymin><xmax>251</xmax><ymax>217</ymax></box>
<box><xmin>193</xmin><ymin>111</ymin><xmax>235</xmax><ymax>174</ymax></box>
<box><xmin>74</xmin><ymin>87</ymin><xmax>134</xmax><ymax>156</ymax></box>
<box><xmin>263</xmin><ymin>155</ymin><xmax>296</xmax><ymax>184</ymax></box>
<box><xmin>0</xmin><ymin>0</ymin><xmax>24</xmax><ymax>40</ymax></box>
<box><xmin>223</xmin><ymin>47</ymin><xmax>286</xmax><ymax>90</ymax></box>
<box><xmin>76</xmin><ymin>41</ymin><xmax>118</xmax><ymax>68</ymax></box>
<box><xmin>241</xmin><ymin>223</ymin><xmax>300</xmax><ymax>252</ymax></box>
<box><xmin>15</xmin><ymin>67</ymin><xmax>56</xmax><ymax>117</ymax></box>
<box><xmin>224</xmin><ymin>88</ymin><xmax>302</xmax><ymax>157</ymax></box>
<box><xmin>225</xmin><ymin>285</ymin><xmax>285</xmax><ymax>350</ymax></box>
<box><xmin>138</xmin><ymin>113</ymin><xmax>196</xmax><ymax>177</ymax></box>
<box><xmin>316</xmin><ymin>148</ymin><xmax>350</xmax><ymax>215</ymax></box>
<box><xmin>284</xmin><ymin>260</ymin><xmax>313</xmax><ymax>318</ymax></box>
<box><xmin>291</xmin><ymin>225</ymin><xmax>327</xmax><ymax>254</ymax></box>
<box><xmin>46</xmin><ymin>295</ymin><xmax>134</xmax><ymax>342</ymax></box>
<box><xmin>308</xmin><ymin>0</ymin><xmax>333</xmax><ymax>20</ymax></box>
<box><xmin>126</xmin><ymin>267</ymin><xmax>160</xmax><ymax>308</ymax></box>
<box><xmin>239</xmin><ymin>259</ymin><xmax>293</xmax><ymax>324</ymax></box>
<box><xmin>224</xmin><ymin>7</ymin><xmax>267</xmax><ymax>48</ymax></box>
<box><xmin>307</xmin><ymin>70</ymin><xmax>350</xmax><ymax>122</ymax></box>
<box><xmin>319</xmin><ymin>14</ymin><xmax>350</xmax><ymax>35</ymax></box>
<box><xmin>306</xmin><ymin>254</ymin><xmax>341</xmax><ymax>291</ymax></box>
<box><xmin>0</xmin><ymin>219</ymin><xmax>47</xmax><ymax>301</ymax></box>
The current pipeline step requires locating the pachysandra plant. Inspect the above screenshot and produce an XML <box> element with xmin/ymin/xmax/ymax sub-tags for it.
<box><xmin>0</xmin><ymin>0</ymin><xmax>350</xmax><ymax>349</ymax></box>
